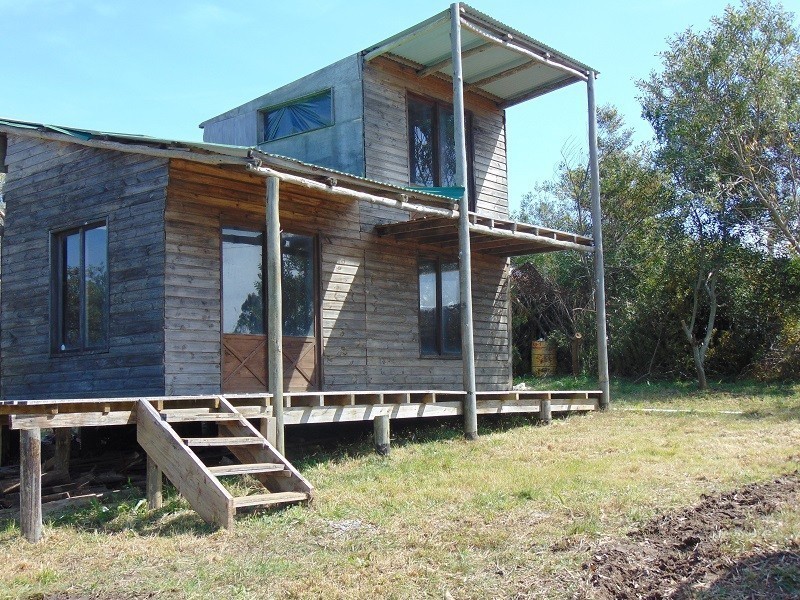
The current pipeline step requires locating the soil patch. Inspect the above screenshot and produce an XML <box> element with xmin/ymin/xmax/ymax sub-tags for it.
<box><xmin>585</xmin><ymin>472</ymin><xmax>800</xmax><ymax>599</ymax></box>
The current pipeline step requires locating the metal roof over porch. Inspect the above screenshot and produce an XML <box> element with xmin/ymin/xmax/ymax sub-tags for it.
<box><xmin>375</xmin><ymin>213</ymin><xmax>594</xmax><ymax>256</ymax></box>
<box><xmin>362</xmin><ymin>4</ymin><xmax>597</xmax><ymax>108</ymax></box>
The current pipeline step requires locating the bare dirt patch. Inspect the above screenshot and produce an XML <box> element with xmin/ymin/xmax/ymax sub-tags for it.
<box><xmin>585</xmin><ymin>472</ymin><xmax>800</xmax><ymax>599</ymax></box>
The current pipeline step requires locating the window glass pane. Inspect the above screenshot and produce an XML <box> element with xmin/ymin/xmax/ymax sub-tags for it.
<box><xmin>438</xmin><ymin>105</ymin><xmax>457</xmax><ymax>188</ymax></box>
<box><xmin>62</xmin><ymin>232</ymin><xmax>81</xmax><ymax>350</ymax></box>
<box><xmin>409</xmin><ymin>98</ymin><xmax>435</xmax><ymax>187</ymax></box>
<box><xmin>265</xmin><ymin>90</ymin><xmax>333</xmax><ymax>142</ymax></box>
<box><xmin>282</xmin><ymin>233</ymin><xmax>315</xmax><ymax>338</ymax></box>
<box><xmin>418</xmin><ymin>260</ymin><xmax>438</xmax><ymax>355</ymax></box>
<box><xmin>440</xmin><ymin>262</ymin><xmax>461</xmax><ymax>355</ymax></box>
<box><xmin>222</xmin><ymin>228</ymin><xmax>264</xmax><ymax>334</ymax></box>
<box><xmin>84</xmin><ymin>225</ymin><xmax>108</xmax><ymax>347</ymax></box>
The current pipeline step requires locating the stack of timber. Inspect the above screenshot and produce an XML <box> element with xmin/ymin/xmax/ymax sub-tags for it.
<box><xmin>137</xmin><ymin>396</ymin><xmax>312</xmax><ymax>529</ymax></box>
<box><xmin>0</xmin><ymin>451</ymin><xmax>146</xmax><ymax>521</ymax></box>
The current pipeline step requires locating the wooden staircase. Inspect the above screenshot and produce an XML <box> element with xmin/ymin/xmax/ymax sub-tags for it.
<box><xmin>136</xmin><ymin>396</ymin><xmax>312</xmax><ymax>529</ymax></box>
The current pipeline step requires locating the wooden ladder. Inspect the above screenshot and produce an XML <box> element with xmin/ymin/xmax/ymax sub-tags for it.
<box><xmin>136</xmin><ymin>396</ymin><xmax>313</xmax><ymax>529</ymax></box>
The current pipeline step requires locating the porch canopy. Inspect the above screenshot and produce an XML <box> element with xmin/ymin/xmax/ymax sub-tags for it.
<box><xmin>375</xmin><ymin>213</ymin><xmax>593</xmax><ymax>257</ymax></box>
<box><xmin>362</xmin><ymin>4</ymin><xmax>595</xmax><ymax>108</ymax></box>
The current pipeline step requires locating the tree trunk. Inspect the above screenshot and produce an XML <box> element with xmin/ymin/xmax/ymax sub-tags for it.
<box><xmin>692</xmin><ymin>343</ymin><xmax>709</xmax><ymax>390</ymax></box>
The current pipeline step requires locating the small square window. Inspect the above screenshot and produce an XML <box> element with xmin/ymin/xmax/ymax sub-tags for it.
<box><xmin>262</xmin><ymin>89</ymin><xmax>333</xmax><ymax>143</ymax></box>
<box><xmin>52</xmin><ymin>222</ymin><xmax>109</xmax><ymax>352</ymax></box>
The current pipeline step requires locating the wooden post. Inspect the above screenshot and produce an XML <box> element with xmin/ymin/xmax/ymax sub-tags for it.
<box><xmin>260</xmin><ymin>416</ymin><xmax>277</xmax><ymax>447</ymax></box>
<box><xmin>540</xmin><ymin>400</ymin><xmax>552</xmax><ymax>425</ymax></box>
<box><xmin>451</xmin><ymin>2</ymin><xmax>478</xmax><ymax>440</ymax></box>
<box><xmin>54</xmin><ymin>428</ymin><xmax>71</xmax><ymax>474</ymax></box>
<box><xmin>266</xmin><ymin>175</ymin><xmax>285</xmax><ymax>454</ymax></box>
<box><xmin>374</xmin><ymin>415</ymin><xmax>390</xmax><ymax>456</ymax></box>
<box><xmin>20</xmin><ymin>428</ymin><xmax>42</xmax><ymax>543</ymax></box>
<box><xmin>587</xmin><ymin>71</ymin><xmax>611</xmax><ymax>410</ymax></box>
<box><xmin>146</xmin><ymin>455</ymin><xmax>163</xmax><ymax>510</ymax></box>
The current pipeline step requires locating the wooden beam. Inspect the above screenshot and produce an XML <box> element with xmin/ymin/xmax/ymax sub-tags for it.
<box><xmin>417</xmin><ymin>41</ymin><xmax>493</xmax><ymax>77</ymax></box>
<box><xmin>469</xmin><ymin>222</ymin><xmax>594</xmax><ymax>253</ymax></box>
<box><xmin>247</xmin><ymin>165</ymin><xmax>457</xmax><ymax>219</ymax></box>
<box><xmin>452</xmin><ymin>2</ymin><xmax>478</xmax><ymax>441</ymax></box>
<box><xmin>540</xmin><ymin>400</ymin><xmax>552</xmax><ymax>425</ymax></box>
<box><xmin>20</xmin><ymin>428</ymin><xmax>42</xmax><ymax>543</ymax></box>
<box><xmin>146</xmin><ymin>455</ymin><xmax>163</xmax><ymax>510</ymax></box>
<box><xmin>459</xmin><ymin>16</ymin><xmax>588</xmax><ymax>82</ymax></box>
<box><xmin>374</xmin><ymin>415</ymin><xmax>390</xmax><ymax>456</ymax></box>
<box><xmin>54</xmin><ymin>429</ymin><xmax>71</xmax><ymax>474</ymax></box>
<box><xmin>588</xmin><ymin>71</ymin><xmax>611</xmax><ymax>410</ymax></box>
<box><xmin>266</xmin><ymin>176</ymin><xmax>285</xmax><ymax>454</ymax></box>
<box><xmin>498</xmin><ymin>75</ymin><xmax>579</xmax><ymax>109</ymax></box>
<box><xmin>465</xmin><ymin>58</ymin><xmax>539</xmax><ymax>91</ymax></box>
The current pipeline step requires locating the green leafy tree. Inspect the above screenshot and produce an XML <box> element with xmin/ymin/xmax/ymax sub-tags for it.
<box><xmin>639</xmin><ymin>0</ymin><xmax>800</xmax><ymax>256</ymax></box>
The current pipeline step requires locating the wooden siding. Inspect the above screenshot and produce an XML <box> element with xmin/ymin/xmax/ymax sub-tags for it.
<box><xmin>362</xmin><ymin>56</ymin><xmax>509</xmax><ymax>220</ymax></box>
<box><xmin>1</xmin><ymin>136</ymin><xmax>167</xmax><ymax>399</ymax></box>
<box><xmin>165</xmin><ymin>159</ymin><xmax>510</xmax><ymax>393</ymax></box>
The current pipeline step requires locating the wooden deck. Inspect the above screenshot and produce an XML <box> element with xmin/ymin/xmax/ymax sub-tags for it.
<box><xmin>0</xmin><ymin>389</ymin><xmax>600</xmax><ymax>430</ymax></box>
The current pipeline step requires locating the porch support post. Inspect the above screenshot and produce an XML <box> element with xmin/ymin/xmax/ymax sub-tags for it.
<box><xmin>146</xmin><ymin>455</ymin><xmax>163</xmax><ymax>510</ymax></box>
<box><xmin>20</xmin><ymin>428</ymin><xmax>42</xmax><ymax>543</ymax></box>
<box><xmin>266</xmin><ymin>176</ymin><xmax>286</xmax><ymax>453</ymax></box>
<box><xmin>587</xmin><ymin>71</ymin><xmax>610</xmax><ymax>410</ymax></box>
<box><xmin>451</xmin><ymin>2</ymin><xmax>478</xmax><ymax>439</ymax></box>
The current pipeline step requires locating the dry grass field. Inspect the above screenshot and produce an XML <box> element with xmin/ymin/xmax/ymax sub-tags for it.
<box><xmin>1</xmin><ymin>379</ymin><xmax>798</xmax><ymax>599</ymax></box>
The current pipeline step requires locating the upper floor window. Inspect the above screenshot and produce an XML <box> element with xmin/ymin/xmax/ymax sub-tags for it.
<box><xmin>418</xmin><ymin>257</ymin><xmax>461</xmax><ymax>357</ymax></box>
<box><xmin>407</xmin><ymin>94</ymin><xmax>475</xmax><ymax>209</ymax></box>
<box><xmin>262</xmin><ymin>89</ymin><xmax>333</xmax><ymax>143</ymax></box>
<box><xmin>52</xmin><ymin>221</ymin><xmax>109</xmax><ymax>352</ymax></box>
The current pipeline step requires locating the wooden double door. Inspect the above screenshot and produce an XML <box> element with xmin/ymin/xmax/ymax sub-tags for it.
<box><xmin>220</xmin><ymin>228</ymin><xmax>320</xmax><ymax>393</ymax></box>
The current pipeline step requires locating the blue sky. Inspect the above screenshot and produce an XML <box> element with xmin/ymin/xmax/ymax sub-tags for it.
<box><xmin>1</xmin><ymin>0</ymin><xmax>783</xmax><ymax>211</ymax></box>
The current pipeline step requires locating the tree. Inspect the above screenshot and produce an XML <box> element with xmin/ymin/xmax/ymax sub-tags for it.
<box><xmin>513</xmin><ymin>106</ymin><xmax>676</xmax><ymax>378</ymax></box>
<box><xmin>639</xmin><ymin>0</ymin><xmax>800</xmax><ymax>256</ymax></box>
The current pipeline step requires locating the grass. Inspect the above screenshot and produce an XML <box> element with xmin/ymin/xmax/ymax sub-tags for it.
<box><xmin>1</xmin><ymin>381</ymin><xmax>799</xmax><ymax>599</ymax></box>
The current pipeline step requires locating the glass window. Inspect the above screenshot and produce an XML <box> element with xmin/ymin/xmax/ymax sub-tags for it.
<box><xmin>222</xmin><ymin>229</ymin><xmax>316</xmax><ymax>337</ymax></box>
<box><xmin>263</xmin><ymin>89</ymin><xmax>333</xmax><ymax>142</ymax></box>
<box><xmin>418</xmin><ymin>258</ymin><xmax>461</xmax><ymax>357</ymax></box>
<box><xmin>408</xmin><ymin>95</ymin><xmax>474</xmax><ymax>207</ymax></box>
<box><xmin>281</xmin><ymin>233</ymin><xmax>315</xmax><ymax>337</ymax></box>
<box><xmin>54</xmin><ymin>222</ymin><xmax>108</xmax><ymax>352</ymax></box>
<box><xmin>222</xmin><ymin>228</ymin><xmax>264</xmax><ymax>335</ymax></box>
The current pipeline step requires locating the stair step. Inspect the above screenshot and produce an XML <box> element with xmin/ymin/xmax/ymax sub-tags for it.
<box><xmin>233</xmin><ymin>491</ymin><xmax>309</xmax><ymax>509</ymax></box>
<box><xmin>208</xmin><ymin>463</ymin><xmax>287</xmax><ymax>476</ymax></box>
<box><xmin>161</xmin><ymin>412</ymin><xmax>243</xmax><ymax>423</ymax></box>
<box><xmin>182</xmin><ymin>436</ymin><xmax>264</xmax><ymax>447</ymax></box>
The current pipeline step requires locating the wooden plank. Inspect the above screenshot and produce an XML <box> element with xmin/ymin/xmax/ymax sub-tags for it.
<box><xmin>232</xmin><ymin>491</ymin><xmax>308</xmax><ymax>509</ymax></box>
<box><xmin>208</xmin><ymin>463</ymin><xmax>286</xmax><ymax>476</ymax></box>
<box><xmin>136</xmin><ymin>400</ymin><xmax>234</xmax><ymax>530</ymax></box>
<box><xmin>182</xmin><ymin>437</ymin><xmax>263</xmax><ymax>447</ymax></box>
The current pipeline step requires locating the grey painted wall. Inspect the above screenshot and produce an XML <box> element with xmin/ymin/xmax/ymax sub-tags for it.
<box><xmin>201</xmin><ymin>55</ymin><xmax>366</xmax><ymax>177</ymax></box>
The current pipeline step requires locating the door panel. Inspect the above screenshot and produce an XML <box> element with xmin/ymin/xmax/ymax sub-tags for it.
<box><xmin>221</xmin><ymin>228</ymin><xmax>320</xmax><ymax>394</ymax></box>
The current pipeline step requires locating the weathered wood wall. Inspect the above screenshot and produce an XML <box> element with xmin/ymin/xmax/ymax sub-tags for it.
<box><xmin>363</xmin><ymin>57</ymin><xmax>509</xmax><ymax>220</ymax></box>
<box><xmin>1</xmin><ymin>136</ymin><xmax>167</xmax><ymax>399</ymax></box>
<box><xmin>165</xmin><ymin>159</ymin><xmax>510</xmax><ymax>394</ymax></box>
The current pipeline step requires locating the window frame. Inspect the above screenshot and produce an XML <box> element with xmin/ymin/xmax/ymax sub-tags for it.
<box><xmin>406</xmin><ymin>93</ymin><xmax>477</xmax><ymax>211</ymax></box>
<box><xmin>259</xmin><ymin>88</ymin><xmax>335</xmax><ymax>144</ymax></box>
<box><xmin>417</xmin><ymin>255</ymin><xmax>462</xmax><ymax>359</ymax></box>
<box><xmin>219</xmin><ymin>222</ymin><xmax>321</xmax><ymax>342</ymax></box>
<box><xmin>50</xmin><ymin>219</ymin><xmax>110</xmax><ymax>355</ymax></box>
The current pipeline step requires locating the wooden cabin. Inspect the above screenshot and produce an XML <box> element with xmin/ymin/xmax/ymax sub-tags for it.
<box><xmin>0</xmin><ymin>4</ymin><xmax>609</xmax><ymax>538</ymax></box>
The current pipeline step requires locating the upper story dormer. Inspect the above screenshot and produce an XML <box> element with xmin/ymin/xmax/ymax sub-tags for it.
<box><xmin>199</xmin><ymin>5</ymin><xmax>593</xmax><ymax>221</ymax></box>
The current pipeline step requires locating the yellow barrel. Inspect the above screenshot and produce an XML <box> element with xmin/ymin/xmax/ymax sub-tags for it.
<box><xmin>531</xmin><ymin>340</ymin><xmax>557</xmax><ymax>376</ymax></box>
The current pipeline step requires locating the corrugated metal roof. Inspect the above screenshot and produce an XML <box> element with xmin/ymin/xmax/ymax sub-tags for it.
<box><xmin>0</xmin><ymin>118</ymin><xmax>459</xmax><ymax>205</ymax></box>
<box><xmin>362</xmin><ymin>4</ymin><xmax>596</xmax><ymax>108</ymax></box>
